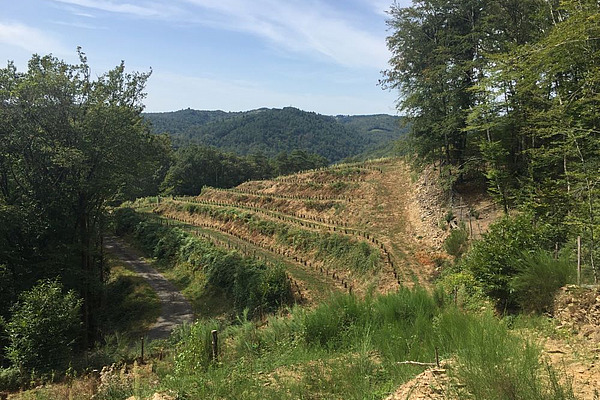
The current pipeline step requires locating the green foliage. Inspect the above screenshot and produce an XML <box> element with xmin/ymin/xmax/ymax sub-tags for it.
<box><xmin>461</xmin><ymin>213</ymin><xmax>554</xmax><ymax>310</ymax></box>
<box><xmin>436</xmin><ymin>309</ymin><xmax>573</xmax><ymax>400</ymax></box>
<box><xmin>112</xmin><ymin>208</ymin><xmax>144</xmax><ymax>237</ymax></box>
<box><xmin>113</xmin><ymin>209</ymin><xmax>293</xmax><ymax>319</ymax></box>
<box><xmin>145</xmin><ymin>107</ymin><xmax>405</xmax><ymax>162</ymax></box>
<box><xmin>99</xmin><ymin>262</ymin><xmax>161</xmax><ymax>340</ymax></box>
<box><xmin>385</xmin><ymin>0</ymin><xmax>600</xmax><ymax>276</ymax></box>
<box><xmin>172</xmin><ymin>321</ymin><xmax>220</xmax><ymax>375</ymax></box>
<box><xmin>6</xmin><ymin>280</ymin><xmax>82</xmax><ymax>374</ymax></box>
<box><xmin>233</xmin><ymin>262</ymin><xmax>292</xmax><ymax>319</ymax></box>
<box><xmin>160</xmin><ymin>145</ymin><xmax>328</xmax><ymax>196</ymax></box>
<box><xmin>171</xmin><ymin>202</ymin><xmax>381</xmax><ymax>274</ymax></box>
<box><xmin>0</xmin><ymin>51</ymin><xmax>170</xmax><ymax>357</ymax></box>
<box><xmin>161</xmin><ymin>289</ymin><xmax>574</xmax><ymax>399</ymax></box>
<box><xmin>510</xmin><ymin>251</ymin><xmax>574</xmax><ymax>314</ymax></box>
<box><xmin>444</xmin><ymin>227</ymin><xmax>469</xmax><ymax>259</ymax></box>
<box><xmin>0</xmin><ymin>367</ymin><xmax>22</xmax><ymax>391</ymax></box>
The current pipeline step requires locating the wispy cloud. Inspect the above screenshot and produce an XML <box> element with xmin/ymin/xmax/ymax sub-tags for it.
<box><xmin>52</xmin><ymin>0</ymin><xmax>178</xmax><ymax>18</ymax></box>
<box><xmin>52</xmin><ymin>20</ymin><xmax>107</xmax><ymax>30</ymax></box>
<box><xmin>0</xmin><ymin>22</ymin><xmax>68</xmax><ymax>54</ymax></box>
<box><xmin>182</xmin><ymin>0</ymin><xmax>389</xmax><ymax>69</ymax></box>
<box><xmin>49</xmin><ymin>0</ymin><xmax>389</xmax><ymax>69</ymax></box>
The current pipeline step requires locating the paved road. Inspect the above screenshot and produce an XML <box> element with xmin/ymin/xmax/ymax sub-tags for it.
<box><xmin>104</xmin><ymin>236</ymin><xmax>194</xmax><ymax>340</ymax></box>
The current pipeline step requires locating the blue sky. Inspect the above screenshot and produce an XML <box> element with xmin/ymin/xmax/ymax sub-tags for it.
<box><xmin>0</xmin><ymin>0</ymin><xmax>411</xmax><ymax>115</ymax></box>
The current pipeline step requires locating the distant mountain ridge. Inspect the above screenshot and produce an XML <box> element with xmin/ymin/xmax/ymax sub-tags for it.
<box><xmin>144</xmin><ymin>107</ymin><xmax>406</xmax><ymax>162</ymax></box>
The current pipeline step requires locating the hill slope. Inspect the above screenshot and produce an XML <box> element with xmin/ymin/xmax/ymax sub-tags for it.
<box><xmin>144</xmin><ymin>107</ymin><xmax>406</xmax><ymax>162</ymax></box>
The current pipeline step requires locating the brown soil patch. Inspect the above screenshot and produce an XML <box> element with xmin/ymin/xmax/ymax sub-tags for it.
<box><xmin>384</xmin><ymin>368</ymin><xmax>452</xmax><ymax>400</ymax></box>
<box><xmin>545</xmin><ymin>285</ymin><xmax>600</xmax><ymax>399</ymax></box>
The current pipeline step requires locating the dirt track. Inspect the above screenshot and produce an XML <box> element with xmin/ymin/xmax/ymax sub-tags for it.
<box><xmin>104</xmin><ymin>236</ymin><xmax>194</xmax><ymax>340</ymax></box>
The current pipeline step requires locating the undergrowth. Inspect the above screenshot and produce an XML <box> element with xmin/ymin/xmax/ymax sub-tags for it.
<box><xmin>160</xmin><ymin>200</ymin><xmax>382</xmax><ymax>274</ymax></box>
<box><xmin>155</xmin><ymin>289</ymin><xmax>575</xmax><ymax>400</ymax></box>
<box><xmin>112</xmin><ymin>208</ymin><xmax>294</xmax><ymax>320</ymax></box>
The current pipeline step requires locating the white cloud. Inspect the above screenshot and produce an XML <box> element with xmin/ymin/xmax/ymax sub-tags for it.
<box><xmin>0</xmin><ymin>22</ymin><xmax>68</xmax><ymax>55</ymax></box>
<box><xmin>52</xmin><ymin>0</ymin><xmax>178</xmax><ymax>18</ymax></box>
<box><xmin>49</xmin><ymin>0</ymin><xmax>390</xmax><ymax>69</ymax></box>
<box><xmin>52</xmin><ymin>20</ymin><xmax>107</xmax><ymax>30</ymax></box>
<box><xmin>181</xmin><ymin>0</ymin><xmax>390</xmax><ymax>69</ymax></box>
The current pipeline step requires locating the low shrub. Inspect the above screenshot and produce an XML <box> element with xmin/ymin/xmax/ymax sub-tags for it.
<box><xmin>510</xmin><ymin>250</ymin><xmax>574</xmax><ymax>314</ymax></box>
<box><xmin>172</xmin><ymin>321</ymin><xmax>220</xmax><ymax>375</ymax></box>
<box><xmin>461</xmin><ymin>213</ymin><xmax>554</xmax><ymax>310</ymax></box>
<box><xmin>0</xmin><ymin>367</ymin><xmax>22</xmax><ymax>391</ymax></box>
<box><xmin>6</xmin><ymin>280</ymin><xmax>82</xmax><ymax>374</ymax></box>
<box><xmin>444</xmin><ymin>227</ymin><xmax>469</xmax><ymax>258</ymax></box>
<box><xmin>162</xmin><ymin>289</ymin><xmax>575</xmax><ymax>399</ymax></box>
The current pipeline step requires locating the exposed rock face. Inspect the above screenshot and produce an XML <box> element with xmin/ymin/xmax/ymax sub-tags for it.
<box><xmin>553</xmin><ymin>285</ymin><xmax>600</xmax><ymax>342</ymax></box>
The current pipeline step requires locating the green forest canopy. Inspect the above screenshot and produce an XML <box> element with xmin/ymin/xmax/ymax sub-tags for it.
<box><xmin>383</xmin><ymin>0</ymin><xmax>600</xmax><ymax>281</ymax></box>
<box><xmin>144</xmin><ymin>107</ymin><xmax>407</xmax><ymax>162</ymax></box>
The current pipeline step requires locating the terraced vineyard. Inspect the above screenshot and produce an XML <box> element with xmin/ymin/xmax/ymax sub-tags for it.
<box><xmin>128</xmin><ymin>158</ymin><xmax>438</xmax><ymax>302</ymax></box>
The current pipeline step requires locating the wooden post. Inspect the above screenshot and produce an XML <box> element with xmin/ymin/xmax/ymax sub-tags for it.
<box><xmin>211</xmin><ymin>330</ymin><xmax>218</xmax><ymax>362</ymax></box>
<box><xmin>140</xmin><ymin>337</ymin><xmax>145</xmax><ymax>363</ymax></box>
<box><xmin>577</xmin><ymin>236</ymin><xmax>582</xmax><ymax>286</ymax></box>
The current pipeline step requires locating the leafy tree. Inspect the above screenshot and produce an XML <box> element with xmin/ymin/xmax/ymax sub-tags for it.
<box><xmin>145</xmin><ymin>107</ymin><xmax>404</xmax><ymax>162</ymax></box>
<box><xmin>468</xmin><ymin>0</ymin><xmax>600</xmax><ymax>278</ymax></box>
<box><xmin>6</xmin><ymin>280</ymin><xmax>82</xmax><ymax>373</ymax></box>
<box><xmin>0</xmin><ymin>50</ymin><xmax>165</xmax><ymax>344</ymax></box>
<box><xmin>383</xmin><ymin>0</ymin><xmax>491</xmax><ymax>171</ymax></box>
<box><xmin>161</xmin><ymin>145</ymin><xmax>327</xmax><ymax>196</ymax></box>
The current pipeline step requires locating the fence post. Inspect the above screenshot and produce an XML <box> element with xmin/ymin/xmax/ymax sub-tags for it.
<box><xmin>140</xmin><ymin>337</ymin><xmax>145</xmax><ymax>363</ymax></box>
<box><xmin>577</xmin><ymin>235</ymin><xmax>581</xmax><ymax>286</ymax></box>
<box><xmin>211</xmin><ymin>330</ymin><xmax>219</xmax><ymax>362</ymax></box>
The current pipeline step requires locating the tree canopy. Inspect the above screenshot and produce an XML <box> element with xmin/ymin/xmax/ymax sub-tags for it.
<box><xmin>145</xmin><ymin>107</ymin><xmax>406</xmax><ymax>162</ymax></box>
<box><xmin>0</xmin><ymin>50</ymin><xmax>169</xmax><ymax>350</ymax></box>
<box><xmin>384</xmin><ymin>0</ymin><xmax>600</xmax><ymax>280</ymax></box>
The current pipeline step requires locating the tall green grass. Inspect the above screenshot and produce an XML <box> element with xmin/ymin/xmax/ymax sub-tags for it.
<box><xmin>158</xmin><ymin>288</ymin><xmax>575</xmax><ymax>399</ymax></box>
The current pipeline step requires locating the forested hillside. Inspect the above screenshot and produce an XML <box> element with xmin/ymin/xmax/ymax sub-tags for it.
<box><xmin>383</xmin><ymin>0</ymin><xmax>600</xmax><ymax>285</ymax></box>
<box><xmin>144</xmin><ymin>107</ymin><xmax>406</xmax><ymax>161</ymax></box>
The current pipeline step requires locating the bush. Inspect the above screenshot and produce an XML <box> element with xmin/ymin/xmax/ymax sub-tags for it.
<box><xmin>233</xmin><ymin>261</ymin><xmax>292</xmax><ymax>319</ymax></box>
<box><xmin>6</xmin><ymin>280</ymin><xmax>82</xmax><ymax>374</ymax></box>
<box><xmin>436</xmin><ymin>309</ymin><xmax>574</xmax><ymax>400</ymax></box>
<box><xmin>0</xmin><ymin>367</ymin><xmax>22</xmax><ymax>391</ymax></box>
<box><xmin>444</xmin><ymin>227</ymin><xmax>469</xmax><ymax>258</ymax></box>
<box><xmin>173</xmin><ymin>321</ymin><xmax>220</xmax><ymax>375</ymax></box>
<box><xmin>112</xmin><ymin>208</ymin><xmax>143</xmax><ymax>236</ymax></box>
<box><xmin>510</xmin><ymin>250</ymin><xmax>574</xmax><ymax>314</ymax></box>
<box><xmin>461</xmin><ymin>213</ymin><xmax>553</xmax><ymax>310</ymax></box>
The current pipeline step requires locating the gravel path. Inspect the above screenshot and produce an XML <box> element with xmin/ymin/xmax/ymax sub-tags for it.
<box><xmin>104</xmin><ymin>236</ymin><xmax>194</xmax><ymax>341</ymax></box>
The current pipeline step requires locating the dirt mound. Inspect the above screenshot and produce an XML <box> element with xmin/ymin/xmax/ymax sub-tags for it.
<box><xmin>553</xmin><ymin>285</ymin><xmax>600</xmax><ymax>342</ymax></box>
<box><xmin>384</xmin><ymin>368</ymin><xmax>452</xmax><ymax>400</ymax></box>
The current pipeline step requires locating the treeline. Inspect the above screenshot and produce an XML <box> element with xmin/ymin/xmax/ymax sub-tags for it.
<box><xmin>0</xmin><ymin>51</ymin><xmax>334</xmax><ymax>377</ymax></box>
<box><xmin>145</xmin><ymin>107</ymin><xmax>406</xmax><ymax>162</ymax></box>
<box><xmin>161</xmin><ymin>146</ymin><xmax>328</xmax><ymax>196</ymax></box>
<box><xmin>0</xmin><ymin>52</ymin><xmax>168</xmax><ymax>375</ymax></box>
<box><xmin>384</xmin><ymin>0</ymin><xmax>599</xmax><ymax>279</ymax></box>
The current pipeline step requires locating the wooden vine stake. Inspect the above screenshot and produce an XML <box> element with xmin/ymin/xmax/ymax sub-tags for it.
<box><xmin>577</xmin><ymin>235</ymin><xmax>581</xmax><ymax>286</ymax></box>
<box><xmin>211</xmin><ymin>330</ymin><xmax>219</xmax><ymax>362</ymax></box>
<box><xmin>140</xmin><ymin>336</ymin><xmax>145</xmax><ymax>363</ymax></box>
